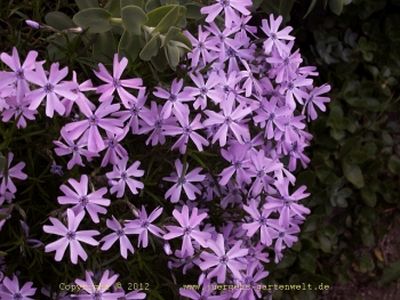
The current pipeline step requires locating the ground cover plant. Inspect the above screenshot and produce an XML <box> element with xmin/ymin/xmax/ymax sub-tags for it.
<box><xmin>0</xmin><ymin>0</ymin><xmax>399</xmax><ymax>299</ymax></box>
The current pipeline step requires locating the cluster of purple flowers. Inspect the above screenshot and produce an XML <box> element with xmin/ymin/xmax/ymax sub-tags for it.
<box><xmin>0</xmin><ymin>0</ymin><xmax>331</xmax><ymax>298</ymax></box>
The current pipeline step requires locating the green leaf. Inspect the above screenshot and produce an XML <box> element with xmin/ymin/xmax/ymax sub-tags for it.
<box><xmin>75</xmin><ymin>0</ymin><xmax>99</xmax><ymax>10</ymax></box>
<box><xmin>379</xmin><ymin>261</ymin><xmax>400</xmax><ymax>285</ymax></box>
<box><xmin>145</xmin><ymin>0</ymin><xmax>161</xmax><ymax>12</ymax></box>
<box><xmin>45</xmin><ymin>11</ymin><xmax>75</xmax><ymax>30</ymax></box>
<box><xmin>388</xmin><ymin>155</ymin><xmax>400</xmax><ymax>174</ymax></box>
<box><xmin>139</xmin><ymin>33</ymin><xmax>160</xmax><ymax>60</ymax></box>
<box><xmin>361</xmin><ymin>188</ymin><xmax>377</xmax><ymax>207</ymax></box>
<box><xmin>342</xmin><ymin>163</ymin><xmax>364</xmax><ymax>188</ymax></box>
<box><xmin>93</xmin><ymin>31</ymin><xmax>116</xmax><ymax>62</ymax></box>
<box><xmin>185</xmin><ymin>3</ymin><xmax>202</xmax><ymax>20</ymax></box>
<box><xmin>121</xmin><ymin>0</ymin><xmax>144</xmax><ymax>8</ymax></box>
<box><xmin>329</xmin><ymin>0</ymin><xmax>344</xmax><ymax>15</ymax></box>
<box><xmin>0</xmin><ymin>154</ymin><xmax>5</xmax><ymax>173</ymax></box>
<box><xmin>164</xmin><ymin>44</ymin><xmax>180</xmax><ymax>69</ymax></box>
<box><xmin>118</xmin><ymin>30</ymin><xmax>141</xmax><ymax>62</ymax></box>
<box><xmin>121</xmin><ymin>5</ymin><xmax>147</xmax><ymax>35</ymax></box>
<box><xmin>73</xmin><ymin>8</ymin><xmax>112</xmax><ymax>33</ymax></box>
<box><xmin>299</xmin><ymin>251</ymin><xmax>317</xmax><ymax>273</ymax></box>
<box><xmin>146</xmin><ymin>5</ymin><xmax>186</xmax><ymax>33</ymax></box>
<box><xmin>304</xmin><ymin>0</ymin><xmax>318</xmax><ymax>18</ymax></box>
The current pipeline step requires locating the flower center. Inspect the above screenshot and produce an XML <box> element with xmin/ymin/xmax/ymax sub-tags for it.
<box><xmin>15</xmin><ymin>68</ymin><xmax>24</xmax><ymax>79</ymax></box>
<box><xmin>154</xmin><ymin>120</ymin><xmax>163</xmax><ymax>129</ymax></box>
<box><xmin>169</xmin><ymin>94</ymin><xmax>177</xmax><ymax>102</ymax></box>
<box><xmin>219</xmin><ymin>0</ymin><xmax>230</xmax><ymax>7</ymax></box>
<box><xmin>116</xmin><ymin>229</ymin><xmax>125</xmax><ymax>237</ymax></box>
<box><xmin>256</xmin><ymin>170</ymin><xmax>265</xmax><ymax>178</ymax></box>
<box><xmin>271</xmin><ymin>33</ymin><xmax>277</xmax><ymax>40</ymax></box>
<box><xmin>121</xmin><ymin>171</ymin><xmax>128</xmax><ymax>180</ymax></box>
<box><xmin>89</xmin><ymin>115</ymin><xmax>98</xmax><ymax>126</ymax></box>
<box><xmin>113</xmin><ymin>78</ymin><xmax>121</xmax><ymax>88</ymax></box>
<box><xmin>182</xmin><ymin>126</ymin><xmax>192</xmax><ymax>135</ymax></box>
<box><xmin>200</xmin><ymin>87</ymin><xmax>208</xmax><ymax>95</ymax></box>
<box><xmin>93</xmin><ymin>291</ymin><xmax>102</xmax><ymax>300</ymax></box>
<box><xmin>13</xmin><ymin>292</ymin><xmax>23</xmax><ymax>300</ymax></box>
<box><xmin>258</xmin><ymin>216</ymin><xmax>268</xmax><ymax>225</ymax></box>
<box><xmin>224</xmin><ymin>116</ymin><xmax>232</xmax><ymax>124</ymax></box>
<box><xmin>66</xmin><ymin>230</ymin><xmax>76</xmax><ymax>240</ymax></box>
<box><xmin>141</xmin><ymin>220</ymin><xmax>149</xmax><ymax>228</ymax></box>
<box><xmin>43</xmin><ymin>83</ymin><xmax>54</xmax><ymax>93</ymax></box>
<box><xmin>278</xmin><ymin>232</ymin><xmax>285</xmax><ymax>238</ymax></box>
<box><xmin>219</xmin><ymin>254</ymin><xmax>229</xmax><ymax>264</ymax></box>
<box><xmin>79</xmin><ymin>195</ymin><xmax>89</xmax><ymax>206</ymax></box>
<box><xmin>233</xmin><ymin>161</ymin><xmax>242</xmax><ymax>169</ymax></box>
<box><xmin>177</xmin><ymin>177</ymin><xmax>186</xmax><ymax>185</ymax></box>
<box><xmin>183</xmin><ymin>226</ymin><xmax>192</xmax><ymax>235</ymax></box>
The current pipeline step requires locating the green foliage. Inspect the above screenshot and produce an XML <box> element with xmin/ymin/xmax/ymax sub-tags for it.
<box><xmin>263</xmin><ymin>0</ymin><xmax>400</xmax><ymax>298</ymax></box>
<box><xmin>43</xmin><ymin>0</ymin><xmax>194</xmax><ymax>71</ymax></box>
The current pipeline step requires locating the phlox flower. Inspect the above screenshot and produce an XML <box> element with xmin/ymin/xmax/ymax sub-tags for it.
<box><xmin>280</xmin><ymin>77</ymin><xmax>313</xmax><ymax>109</ymax></box>
<box><xmin>94</xmin><ymin>53</ymin><xmax>143</xmax><ymax>106</ymax></box>
<box><xmin>163</xmin><ymin>159</ymin><xmax>205</xmax><ymax>202</ymax></box>
<box><xmin>139</xmin><ymin>101</ymin><xmax>174</xmax><ymax>146</ymax></box>
<box><xmin>242</xmin><ymin>199</ymin><xmax>279</xmax><ymax>246</ymax></box>
<box><xmin>57</xmin><ymin>174</ymin><xmax>110</xmax><ymax>223</ymax></box>
<box><xmin>74</xmin><ymin>270</ymin><xmax>124</xmax><ymax>299</ymax></box>
<box><xmin>232</xmin><ymin>262</ymin><xmax>269</xmax><ymax>300</ymax></box>
<box><xmin>100</xmin><ymin>216</ymin><xmax>135</xmax><ymax>259</ymax></box>
<box><xmin>0</xmin><ymin>152</ymin><xmax>27</xmax><ymax>194</ymax></box>
<box><xmin>25</xmin><ymin>62</ymin><xmax>77</xmax><ymax>117</ymax></box>
<box><xmin>198</xmin><ymin>234</ymin><xmax>248</xmax><ymax>283</ymax></box>
<box><xmin>100</xmin><ymin>132</ymin><xmax>128</xmax><ymax>167</ymax></box>
<box><xmin>53</xmin><ymin>130</ymin><xmax>98</xmax><ymax>170</ymax></box>
<box><xmin>302</xmin><ymin>84</ymin><xmax>331</xmax><ymax>121</ymax></box>
<box><xmin>63</xmin><ymin>100</ymin><xmax>124</xmax><ymax>153</ymax></box>
<box><xmin>1</xmin><ymin>90</ymin><xmax>37</xmax><ymax>128</ymax></box>
<box><xmin>0</xmin><ymin>47</ymin><xmax>38</xmax><ymax>93</ymax></box>
<box><xmin>125</xmin><ymin>206</ymin><xmax>164</xmax><ymax>248</ymax></box>
<box><xmin>106</xmin><ymin>157</ymin><xmax>144</xmax><ymax>198</ymax></box>
<box><xmin>164</xmin><ymin>205</ymin><xmax>211</xmax><ymax>257</ymax></box>
<box><xmin>43</xmin><ymin>209</ymin><xmax>100</xmax><ymax>264</ymax></box>
<box><xmin>0</xmin><ymin>274</ymin><xmax>36</xmax><ymax>300</ymax></box>
<box><xmin>163</xmin><ymin>106</ymin><xmax>209</xmax><ymax>154</ymax></box>
<box><xmin>201</xmin><ymin>0</ymin><xmax>252</xmax><ymax>28</ymax></box>
<box><xmin>185</xmin><ymin>26</ymin><xmax>217</xmax><ymax>69</ymax></box>
<box><xmin>264</xmin><ymin>178</ymin><xmax>310</xmax><ymax>227</ymax></box>
<box><xmin>153</xmin><ymin>78</ymin><xmax>195</xmax><ymax>119</ymax></box>
<box><xmin>219</xmin><ymin>143</ymin><xmax>252</xmax><ymax>186</ymax></box>
<box><xmin>203</xmin><ymin>98</ymin><xmax>252</xmax><ymax>146</ymax></box>
<box><xmin>189</xmin><ymin>71</ymin><xmax>220</xmax><ymax>110</ymax></box>
<box><xmin>261</xmin><ymin>14</ymin><xmax>295</xmax><ymax>56</ymax></box>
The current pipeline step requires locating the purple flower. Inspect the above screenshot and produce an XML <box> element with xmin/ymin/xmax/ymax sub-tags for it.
<box><xmin>248</xmin><ymin>149</ymin><xmax>283</xmax><ymax>196</ymax></box>
<box><xmin>54</xmin><ymin>131</ymin><xmax>98</xmax><ymax>170</ymax></box>
<box><xmin>100</xmin><ymin>132</ymin><xmax>128</xmax><ymax>167</ymax></box>
<box><xmin>189</xmin><ymin>71</ymin><xmax>221</xmax><ymax>110</ymax></box>
<box><xmin>2</xmin><ymin>92</ymin><xmax>37</xmax><ymax>128</ymax></box>
<box><xmin>57</xmin><ymin>175</ymin><xmax>110</xmax><ymax>223</ymax></box>
<box><xmin>242</xmin><ymin>199</ymin><xmax>278</xmax><ymax>246</ymax></box>
<box><xmin>125</xmin><ymin>206</ymin><xmax>164</xmax><ymax>248</ymax></box>
<box><xmin>219</xmin><ymin>143</ymin><xmax>251</xmax><ymax>186</ymax></box>
<box><xmin>112</xmin><ymin>88</ymin><xmax>147</xmax><ymax>134</ymax></box>
<box><xmin>185</xmin><ymin>26</ymin><xmax>217</xmax><ymax>69</ymax></box>
<box><xmin>94</xmin><ymin>54</ymin><xmax>143</xmax><ymax>107</ymax></box>
<box><xmin>264</xmin><ymin>178</ymin><xmax>310</xmax><ymax>227</ymax></box>
<box><xmin>201</xmin><ymin>0</ymin><xmax>252</xmax><ymax>28</ymax></box>
<box><xmin>303</xmin><ymin>84</ymin><xmax>331</xmax><ymax>121</ymax></box>
<box><xmin>100</xmin><ymin>216</ymin><xmax>135</xmax><ymax>259</ymax></box>
<box><xmin>164</xmin><ymin>205</ymin><xmax>211</xmax><ymax>257</ymax></box>
<box><xmin>163</xmin><ymin>106</ymin><xmax>209</xmax><ymax>154</ymax></box>
<box><xmin>63</xmin><ymin>100</ymin><xmax>124</xmax><ymax>153</ymax></box>
<box><xmin>280</xmin><ymin>77</ymin><xmax>313</xmax><ymax>109</ymax></box>
<box><xmin>0</xmin><ymin>47</ymin><xmax>38</xmax><ymax>93</ymax></box>
<box><xmin>261</xmin><ymin>15</ymin><xmax>295</xmax><ymax>56</ymax></box>
<box><xmin>43</xmin><ymin>209</ymin><xmax>100</xmax><ymax>264</ymax></box>
<box><xmin>232</xmin><ymin>262</ymin><xmax>269</xmax><ymax>300</ymax></box>
<box><xmin>198</xmin><ymin>234</ymin><xmax>248</xmax><ymax>283</ymax></box>
<box><xmin>25</xmin><ymin>19</ymin><xmax>40</xmax><ymax>29</ymax></box>
<box><xmin>106</xmin><ymin>157</ymin><xmax>144</xmax><ymax>198</ymax></box>
<box><xmin>64</xmin><ymin>71</ymin><xmax>96</xmax><ymax>116</ymax></box>
<box><xmin>0</xmin><ymin>152</ymin><xmax>27</xmax><ymax>194</ymax></box>
<box><xmin>203</xmin><ymin>98</ymin><xmax>252</xmax><ymax>146</ymax></box>
<box><xmin>139</xmin><ymin>101</ymin><xmax>173</xmax><ymax>146</ymax></box>
<box><xmin>163</xmin><ymin>159</ymin><xmax>205</xmax><ymax>203</ymax></box>
<box><xmin>0</xmin><ymin>274</ymin><xmax>36</xmax><ymax>300</ymax></box>
<box><xmin>25</xmin><ymin>62</ymin><xmax>76</xmax><ymax>117</ymax></box>
<box><xmin>74</xmin><ymin>270</ymin><xmax>124</xmax><ymax>299</ymax></box>
<box><xmin>179</xmin><ymin>278</ymin><xmax>228</xmax><ymax>300</ymax></box>
<box><xmin>153</xmin><ymin>78</ymin><xmax>195</xmax><ymax>118</ymax></box>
